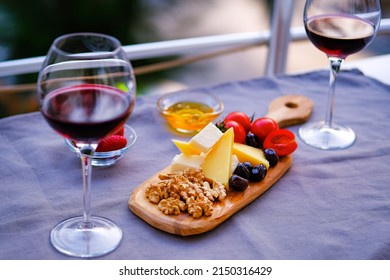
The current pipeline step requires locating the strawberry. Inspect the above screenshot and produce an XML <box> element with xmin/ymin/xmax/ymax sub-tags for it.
<box><xmin>96</xmin><ymin>135</ymin><xmax>127</xmax><ymax>152</ymax></box>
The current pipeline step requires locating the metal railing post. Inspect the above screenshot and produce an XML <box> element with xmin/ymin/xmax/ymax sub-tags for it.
<box><xmin>265</xmin><ymin>0</ymin><xmax>295</xmax><ymax>76</ymax></box>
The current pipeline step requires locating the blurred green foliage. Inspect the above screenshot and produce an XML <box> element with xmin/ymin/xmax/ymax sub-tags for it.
<box><xmin>0</xmin><ymin>0</ymin><xmax>180</xmax><ymax>117</ymax></box>
<box><xmin>0</xmin><ymin>0</ymin><xmax>168</xmax><ymax>60</ymax></box>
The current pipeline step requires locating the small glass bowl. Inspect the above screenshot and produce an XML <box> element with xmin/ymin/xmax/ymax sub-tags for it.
<box><xmin>64</xmin><ymin>124</ymin><xmax>137</xmax><ymax>167</ymax></box>
<box><xmin>157</xmin><ymin>91</ymin><xmax>224</xmax><ymax>133</ymax></box>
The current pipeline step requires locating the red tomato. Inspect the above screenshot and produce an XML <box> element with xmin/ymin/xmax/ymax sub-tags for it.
<box><xmin>225</xmin><ymin>120</ymin><xmax>246</xmax><ymax>144</ymax></box>
<box><xmin>224</xmin><ymin>111</ymin><xmax>251</xmax><ymax>133</ymax></box>
<box><xmin>250</xmin><ymin>117</ymin><xmax>279</xmax><ymax>142</ymax></box>
<box><xmin>263</xmin><ymin>129</ymin><xmax>297</xmax><ymax>156</ymax></box>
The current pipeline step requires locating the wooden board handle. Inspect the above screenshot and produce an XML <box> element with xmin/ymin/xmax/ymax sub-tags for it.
<box><xmin>265</xmin><ymin>94</ymin><xmax>313</xmax><ymax>128</ymax></box>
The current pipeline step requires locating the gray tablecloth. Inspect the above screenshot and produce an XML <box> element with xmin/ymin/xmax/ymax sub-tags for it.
<box><xmin>1</xmin><ymin>69</ymin><xmax>389</xmax><ymax>260</ymax></box>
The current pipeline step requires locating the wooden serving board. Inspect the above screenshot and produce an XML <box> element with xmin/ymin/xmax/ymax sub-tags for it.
<box><xmin>128</xmin><ymin>94</ymin><xmax>311</xmax><ymax>235</ymax></box>
<box><xmin>128</xmin><ymin>154</ymin><xmax>293</xmax><ymax>236</ymax></box>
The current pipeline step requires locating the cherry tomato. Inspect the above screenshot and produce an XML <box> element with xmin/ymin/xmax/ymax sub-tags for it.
<box><xmin>263</xmin><ymin>129</ymin><xmax>297</xmax><ymax>156</ymax></box>
<box><xmin>225</xmin><ymin>120</ymin><xmax>246</xmax><ymax>144</ymax></box>
<box><xmin>250</xmin><ymin>117</ymin><xmax>279</xmax><ymax>142</ymax></box>
<box><xmin>224</xmin><ymin>111</ymin><xmax>251</xmax><ymax>133</ymax></box>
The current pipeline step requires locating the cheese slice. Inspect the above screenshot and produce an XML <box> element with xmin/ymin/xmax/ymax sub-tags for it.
<box><xmin>172</xmin><ymin>139</ymin><xmax>201</xmax><ymax>155</ymax></box>
<box><xmin>201</xmin><ymin>128</ymin><xmax>234</xmax><ymax>190</ymax></box>
<box><xmin>189</xmin><ymin>122</ymin><xmax>223</xmax><ymax>153</ymax></box>
<box><xmin>170</xmin><ymin>153</ymin><xmax>205</xmax><ymax>172</ymax></box>
<box><xmin>233</xmin><ymin>142</ymin><xmax>269</xmax><ymax>169</ymax></box>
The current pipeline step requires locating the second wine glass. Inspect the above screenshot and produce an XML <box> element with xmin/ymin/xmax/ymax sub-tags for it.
<box><xmin>37</xmin><ymin>33</ymin><xmax>136</xmax><ymax>257</ymax></box>
<box><xmin>299</xmin><ymin>0</ymin><xmax>381</xmax><ymax>150</ymax></box>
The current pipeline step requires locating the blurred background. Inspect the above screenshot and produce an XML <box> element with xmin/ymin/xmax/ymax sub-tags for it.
<box><xmin>0</xmin><ymin>0</ymin><xmax>389</xmax><ymax>117</ymax></box>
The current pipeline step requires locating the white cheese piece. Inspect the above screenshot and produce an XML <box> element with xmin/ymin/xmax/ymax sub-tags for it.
<box><xmin>170</xmin><ymin>153</ymin><xmax>205</xmax><ymax>173</ymax></box>
<box><xmin>189</xmin><ymin>122</ymin><xmax>223</xmax><ymax>153</ymax></box>
<box><xmin>230</xmin><ymin>154</ymin><xmax>239</xmax><ymax>176</ymax></box>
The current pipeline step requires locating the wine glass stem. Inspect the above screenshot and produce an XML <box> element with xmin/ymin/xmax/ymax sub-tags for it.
<box><xmin>325</xmin><ymin>57</ymin><xmax>343</xmax><ymax>128</ymax></box>
<box><xmin>80</xmin><ymin>146</ymin><xmax>94</xmax><ymax>229</ymax></box>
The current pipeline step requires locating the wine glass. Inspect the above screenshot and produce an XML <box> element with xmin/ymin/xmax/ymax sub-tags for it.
<box><xmin>299</xmin><ymin>0</ymin><xmax>381</xmax><ymax>150</ymax></box>
<box><xmin>37</xmin><ymin>33</ymin><xmax>136</xmax><ymax>257</ymax></box>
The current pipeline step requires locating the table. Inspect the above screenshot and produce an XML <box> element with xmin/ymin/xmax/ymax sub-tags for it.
<box><xmin>0</xmin><ymin>69</ymin><xmax>389</xmax><ymax>260</ymax></box>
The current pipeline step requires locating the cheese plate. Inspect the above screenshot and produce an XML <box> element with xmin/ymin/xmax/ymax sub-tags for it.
<box><xmin>128</xmin><ymin>94</ymin><xmax>310</xmax><ymax>236</ymax></box>
<box><xmin>128</xmin><ymin>154</ymin><xmax>292</xmax><ymax>236</ymax></box>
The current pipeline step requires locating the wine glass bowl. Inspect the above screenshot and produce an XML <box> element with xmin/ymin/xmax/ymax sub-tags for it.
<box><xmin>299</xmin><ymin>0</ymin><xmax>381</xmax><ymax>150</ymax></box>
<box><xmin>37</xmin><ymin>33</ymin><xmax>136</xmax><ymax>257</ymax></box>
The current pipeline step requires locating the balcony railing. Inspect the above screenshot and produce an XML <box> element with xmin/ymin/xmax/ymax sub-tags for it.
<box><xmin>0</xmin><ymin>0</ymin><xmax>389</xmax><ymax>78</ymax></box>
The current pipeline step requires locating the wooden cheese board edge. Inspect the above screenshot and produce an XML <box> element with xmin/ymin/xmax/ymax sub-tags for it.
<box><xmin>128</xmin><ymin>154</ymin><xmax>293</xmax><ymax>236</ymax></box>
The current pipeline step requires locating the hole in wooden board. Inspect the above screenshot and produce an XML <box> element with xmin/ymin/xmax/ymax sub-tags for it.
<box><xmin>285</xmin><ymin>102</ymin><xmax>298</xmax><ymax>108</ymax></box>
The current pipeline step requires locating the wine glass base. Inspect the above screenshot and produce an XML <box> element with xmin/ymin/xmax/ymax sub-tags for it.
<box><xmin>50</xmin><ymin>216</ymin><xmax>122</xmax><ymax>258</ymax></box>
<box><xmin>298</xmin><ymin>121</ymin><xmax>356</xmax><ymax>150</ymax></box>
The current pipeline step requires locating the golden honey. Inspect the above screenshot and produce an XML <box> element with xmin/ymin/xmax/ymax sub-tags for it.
<box><xmin>164</xmin><ymin>101</ymin><xmax>216</xmax><ymax>132</ymax></box>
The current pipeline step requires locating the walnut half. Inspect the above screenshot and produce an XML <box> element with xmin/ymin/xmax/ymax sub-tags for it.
<box><xmin>158</xmin><ymin>197</ymin><xmax>187</xmax><ymax>215</ymax></box>
<box><xmin>186</xmin><ymin>194</ymin><xmax>213</xmax><ymax>218</ymax></box>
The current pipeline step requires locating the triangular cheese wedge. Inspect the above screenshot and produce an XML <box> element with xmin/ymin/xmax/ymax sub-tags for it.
<box><xmin>172</xmin><ymin>139</ymin><xmax>201</xmax><ymax>155</ymax></box>
<box><xmin>233</xmin><ymin>142</ymin><xmax>269</xmax><ymax>169</ymax></box>
<box><xmin>201</xmin><ymin>128</ymin><xmax>234</xmax><ymax>190</ymax></box>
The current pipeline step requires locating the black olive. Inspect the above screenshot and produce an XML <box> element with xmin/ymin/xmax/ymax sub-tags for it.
<box><xmin>233</xmin><ymin>163</ymin><xmax>250</xmax><ymax>180</ymax></box>
<box><xmin>250</xmin><ymin>164</ymin><xmax>267</xmax><ymax>182</ymax></box>
<box><xmin>264</xmin><ymin>148</ymin><xmax>279</xmax><ymax>167</ymax></box>
<box><xmin>245</xmin><ymin>132</ymin><xmax>262</xmax><ymax>148</ymax></box>
<box><xmin>229</xmin><ymin>175</ymin><xmax>249</xmax><ymax>191</ymax></box>
<box><xmin>242</xmin><ymin>161</ymin><xmax>253</xmax><ymax>172</ymax></box>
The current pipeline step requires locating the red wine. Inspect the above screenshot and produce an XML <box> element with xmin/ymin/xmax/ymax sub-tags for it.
<box><xmin>305</xmin><ymin>15</ymin><xmax>375</xmax><ymax>59</ymax></box>
<box><xmin>42</xmin><ymin>84</ymin><xmax>134</xmax><ymax>142</ymax></box>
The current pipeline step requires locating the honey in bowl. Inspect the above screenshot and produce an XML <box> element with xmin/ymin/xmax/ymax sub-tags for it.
<box><xmin>165</xmin><ymin>101</ymin><xmax>215</xmax><ymax>132</ymax></box>
<box><xmin>157</xmin><ymin>91</ymin><xmax>224</xmax><ymax>133</ymax></box>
